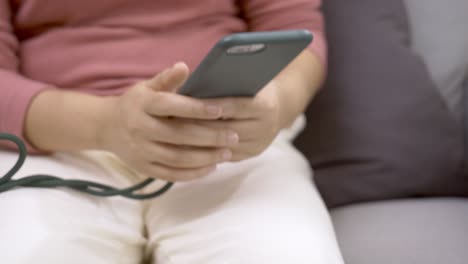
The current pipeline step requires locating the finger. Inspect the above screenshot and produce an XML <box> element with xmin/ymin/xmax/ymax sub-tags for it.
<box><xmin>146</xmin><ymin>62</ymin><xmax>190</xmax><ymax>92</ymax></box>
<box><xmin>147</xmin><ymin>142</ymin><xmax>232</xmax><ymax>169</ymax></box>
<box><xmin>202</xmin><ymin>96</ymin><xmax>267</xmax><ymax>119</ymax></box>
<box><xmin>146</xmin><ymin>117</ymin><xmax>239</xmax><ymax>147</ymax></box>
<box><xmin>144</xmin><ymin>92</ymin><xmax>223</xmax><ymax>119</ymax></box>
<box><xmin>143</xmin><ymin>163</ymin><xmax>217</xmax><ymax>182</ymax></box>
<box><xmin>194</xmin><ymin>119</ymin><xmax>264</xmax><ymax>142</ymax></box>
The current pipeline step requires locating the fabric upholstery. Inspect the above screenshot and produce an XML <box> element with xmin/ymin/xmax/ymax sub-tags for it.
<box><xmin>405</xmin><ymin>0</ymin><xmax>468</xmax><ymax>121</ymax></box>
<box><xmin>331</xmin><ymin>198</ymin><xmax>468</xmax><ymax>264</ymax></box>
<box><xmin>294</xmin><ymin>0</ymin><xmax>466</xmax><ymax>207</ymax></box>
<box><xmin>404</xmin><ymin>0</ymin><xmax>468</xmax><ymax>172</ymax></box>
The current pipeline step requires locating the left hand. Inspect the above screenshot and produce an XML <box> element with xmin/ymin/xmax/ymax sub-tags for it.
<box><xmin>193</xmin><ymin>81</ymin><xmax>284</xmax><ymax>162</ymax></box>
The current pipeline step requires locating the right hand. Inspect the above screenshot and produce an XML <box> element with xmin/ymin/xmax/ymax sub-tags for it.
<box><xmin>98</xmin><ymin>63</ymin><xmax>239</xmax><ymax>182</ymax></box>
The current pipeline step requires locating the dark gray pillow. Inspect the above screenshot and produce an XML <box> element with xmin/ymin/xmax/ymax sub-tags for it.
<box><xmin>294</xmin><ymin>0</ymin><xmax>467</xmax><ymax>208</ymax></box>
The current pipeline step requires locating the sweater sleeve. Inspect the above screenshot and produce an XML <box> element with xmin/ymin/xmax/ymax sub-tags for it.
<box><xmin>239</xmin><ymin>0</ymin><xmax>327</xmax><ymax>65</ymax></box>
<box><xmin>0</xmin><ymin>0</ymin><xmax>53</xmax><ymax>152</ymax></box>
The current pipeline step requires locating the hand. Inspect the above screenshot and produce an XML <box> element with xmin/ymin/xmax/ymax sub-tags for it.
<box><xmin>196</xmin><ymin>81</ymin><xmax>284</xmax><ymax>162</ymax></box>
<box><xmin>200</xmin><ymin>50</ymin><xmax>326</xmax><ymax>162</ymax></box>
<box><xmin>98</xmin><ymin>63</ymin><xmax>240</xmax><ymax>182</ymax></box>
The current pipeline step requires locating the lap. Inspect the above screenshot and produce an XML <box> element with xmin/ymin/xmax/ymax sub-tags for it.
<box><xmin>0</xmin><ymin>125</ymin><xmax>343</xmax><ymax>263</ymax></box>
<box><xmin>145</xmin><ymin>135</ymin><xmax>344</xmax><ymax>264</ymax></box>
<box><xmin>0</xmin><ymin>151</ymin><xmax>145</xmax><ymax>264</ymax></box>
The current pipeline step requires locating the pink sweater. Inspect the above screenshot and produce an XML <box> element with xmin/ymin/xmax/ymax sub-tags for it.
<box><xmin>0</xmin><ymin>0</ymin><xmax>325</xmax><ymax>150</ymax></box>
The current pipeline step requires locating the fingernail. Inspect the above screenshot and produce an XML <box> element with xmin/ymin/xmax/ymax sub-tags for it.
<box><xmin>221</xmin><ymin>150</ymin><xmax>232</xmax><ymax>161</ymax></box>
<box><xmin>171</xmin><ymin>62</ymin><xmax>184</xmax><ymax>72</ymax></box>
<box><xmin>227</xmin><ymin>131</ymin><xmax>239</xmax><ymax>146</ymax></box>
<box><xmin>206</xmin><ymin>105</ymin><xmax>221</xmax><ymax>116</ymax></box>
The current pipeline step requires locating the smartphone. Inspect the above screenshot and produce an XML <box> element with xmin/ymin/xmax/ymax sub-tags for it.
<box><xmin>178</xmin><ymin>29</ymin><xmax>313</xmax><ymax>98</ymax></box>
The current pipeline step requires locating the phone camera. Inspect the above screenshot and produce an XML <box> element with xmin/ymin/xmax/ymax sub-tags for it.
<box><xmin>226</xmin><ymin>44</ymin><xmax>266</xmax><ymax>55</ymax></box>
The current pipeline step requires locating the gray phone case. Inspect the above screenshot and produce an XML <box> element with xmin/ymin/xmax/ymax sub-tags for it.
<box><xmin>178</xmin><ymin>29</ymin><xmax>313</xmax><ymax>98</ymax></box>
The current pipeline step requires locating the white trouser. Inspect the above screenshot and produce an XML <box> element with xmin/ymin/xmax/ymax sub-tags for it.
<box><xmin>0</xmin><ymin>118</ymin><xmax>344</xmax><ymax>264</ymax></box>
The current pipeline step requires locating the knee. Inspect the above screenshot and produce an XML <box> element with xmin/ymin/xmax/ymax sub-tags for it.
<box><xmin>0</xmin><ymin>226</ymin><xmax>69</xmax><ymax>263</ymax></box>
<box><xmin>0</xmin><ymin>190</ymin><xmax>81</xmax><ymax>263</ymax></box>
<box><xmin>0</xmin><ymin>190</ymin><xmax>144</xmax><ymax>264</ymax></box>
<box><xmin>230</xmin><ymin>222</ymin><xmax>344</xmax><ymax>264</ymax></box>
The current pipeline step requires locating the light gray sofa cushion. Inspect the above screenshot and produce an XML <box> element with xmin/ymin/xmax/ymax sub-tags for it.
<box><xmin>405</xmin><ymin>0</ymin><xmax>468</xmax><ymax>172</ymax></box>
<box><xmin>405</xmin><ymin>0</ymin><xmax>468</xmax><ymax>121</ymax></box>
<box><xmin>331</xmin><ymin>199</ymin><xmax>468</xmax><ymax>264</ymax></box>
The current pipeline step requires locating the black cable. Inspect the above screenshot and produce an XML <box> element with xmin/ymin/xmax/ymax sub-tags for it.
<box><xmin>0</xmin><ymin>132</ymin><xmax>173</xmax><ymax>199</ymax></box>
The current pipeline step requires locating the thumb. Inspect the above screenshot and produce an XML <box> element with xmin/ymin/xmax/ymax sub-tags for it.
<box><xmin>146</xmin><ymin>62</ymin><xmax>190</xmax><ymax>93</ymax></box>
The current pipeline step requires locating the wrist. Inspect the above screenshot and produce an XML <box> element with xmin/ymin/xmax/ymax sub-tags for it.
<box><xmin>95</xmin><ymin>95</ymin><xmax>119</xmax><ymax>152</ymax></box>
<box><xmin>269</xmin><ymin>80</ymin><xmax>291</xmax><ymax>130</ymax></box>
<box><xmin>272</xmin><ymin>50</ymin><xmax>325</xmax><ymax>129</ymax></box>
<box><xmin>24</xmin><ymin>89</ymin><xmax>117</xmax><ymax>152</ymax></box>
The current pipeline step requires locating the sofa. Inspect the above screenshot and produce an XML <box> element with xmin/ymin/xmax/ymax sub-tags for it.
<box><xmin>294</xmin><ymin>0</ymin><xmax>468</xmax><ymax>263</ymax></box>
